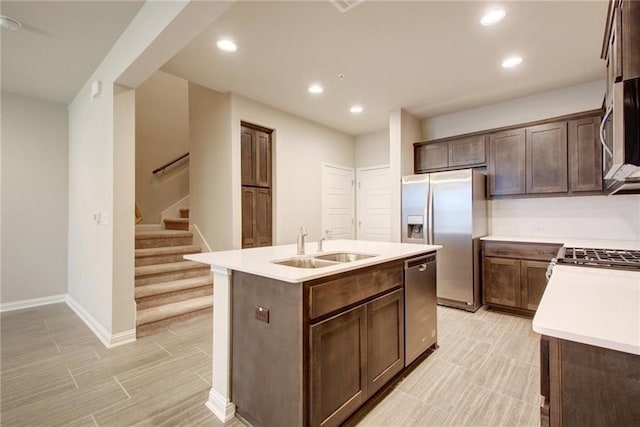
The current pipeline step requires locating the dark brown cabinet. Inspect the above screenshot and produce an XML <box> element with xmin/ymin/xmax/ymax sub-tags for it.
<box><xmin>310</xmin><ymin>305</ymin><xmax>367</xmax><ymax>427</ymax></box>
<box><xmin>415</xmin><ymin>135</ymin><xmax>486</xmax><ymax>173</ymax></box>
<box><xmin>484</xmin><ymin>257</ymin><xmax>521</xmax><ymax>307</ymax></box>
<box><xmin>568</xmin><ymin>116</ymin><xmax>603</xmax><ymax>192</ymax></box>
<box><xmin>488</xmin><ymin>129</ymin><xmax>526</xmax><ymax>195</ymax></box>
<box><xmin>483</xmin><ymin>241</ymin><xmax>561</xmax><ymax>315</ymax></box>
<box><xmin>520</xmin><ymin>260</ymin><xmax>549</xmax><ymax>311</ymax></box>
<box><xmin>241</xmin><ymin>124</ymin><xmax>271</xmax><ymax>187</ymax></box>
<box><xmin>366</xmin><ymin>289</ymin><xmax>404</xmax><ymax>396</ymax></box>
<box><xmin>241</xmin><ymin>187</ymin><xmax>272</xmax><ymax>248</ymax></box>
<box><xmin>231</xmin><ymin>260</ymin><xmax>417</xmax><ymax>427</ymax></box>
<box><xmin>488</xmin><ymin>122</ymin><xmax>569</xmax><ymax>196</ymax></box>
<box><xmin>309</xmin><ymin>274</ymin><xmax>405</xmax><ymax>427</ymax></box>
<box><xmin>526</xmin><ymin>122</ymin><xmax>568</xmax><ymax>194</ymax></box>
<box><xmin>241</xmin><ymin>122</ymin><xmax>272</xmax><ymax>248</ymax></box>
<box><xmin>541</xmin><ymin>336</ymin><xmax>640</xmax><ymax>427</ymax></box>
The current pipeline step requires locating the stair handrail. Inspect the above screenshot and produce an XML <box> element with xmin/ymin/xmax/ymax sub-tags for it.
<box><xmin>152</xmin><ymin>152</ymin><xmax>189</xmax><ymax>175</ymax></box>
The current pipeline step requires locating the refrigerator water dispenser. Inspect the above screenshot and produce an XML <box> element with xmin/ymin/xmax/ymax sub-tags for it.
<box><xmin>407</xmin><ymin>215</ymin><xmax>424</xmax><ymax>240</ymax></box>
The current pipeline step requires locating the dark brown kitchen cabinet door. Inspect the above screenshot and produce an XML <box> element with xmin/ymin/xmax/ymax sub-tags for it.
<box><xmin>520</xmin><ymin>260</ymin><xmax>549</xmax><ymax>311</ymax></box>
<box><xmin>526</xmin><ymin>122</ymin><xmax>568</xmax><ymax>194</ymax></box>
<box><xmin>241</xmin><ymin>187</ymin><xmax>272</xmax><ymax>248</ymax></box>
<box><xmin>241</xmin><ymin>124</ymin><xmax>271</xmax><ymax>187</ymax></box>
<box><xmin>568</xmin><ymin>117</ymin><xmax>603</xmax><ymax>193</ymax></box>
<box><xmin>254</xmin><ymin>188</ymin><xmax>272</xmax><ymax>247</ymax></box>
<box><xmin>366</xmin><ymin>289</ymin><xmax>404</xmax><ymax>397</ymax></box>
<box><xmin>488</xmin><ymin>129</ymin><xmax>526</xmax><ymax>195</ymax></box>
<box><xmin>241</xmin><ymin>187</ymin><xmax>257</xmax><ymax>248</ymax></box>
<box><xmin>448</xmin><ymin>135</ymin><xmax>486</xmax><ymax>167</ymax></box>
<box><xmin>310</xmin><ymin>305</ymin><xmax>367</xmax><ymax>427</ymax></box>
<box><xmin>415</xmin><ymin>141</ymin><xmax>448</xmax><ymax>172</ymax></box>
<box><xmin>483</xmin><ymin>257</ymin><xmax>521</xmax><ymax>308</ymax></box>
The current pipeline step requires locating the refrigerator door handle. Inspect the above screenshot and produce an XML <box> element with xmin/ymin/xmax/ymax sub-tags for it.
<box><xmin>427</xmin><ymin>184</ymin><xmax>434</xmax><ymax>244</ymax></box>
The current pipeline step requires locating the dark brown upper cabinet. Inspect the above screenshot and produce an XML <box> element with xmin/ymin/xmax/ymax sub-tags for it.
<box><xmin>525</xmin><ymin>122</ymin><xmax>568</xmax><ymax>194</ymax></box>
<box><xmin>568</xmin><ymin>116</ymin><xmax>603</xmax><ymax>192</ymax></box>
<box><xmin>241</xmin><ymin>123</ymin><xmax>271</xmax><ymax>188</ymax></box>
<box><xmin>488</xmin><ymin>129</ymin><xmax>526</xmax><ymax>196</ymax></box>
<box><xmin>414</xmin><ymin>135</ymin><xmax>486</xmax><ymax>173</ymax></box>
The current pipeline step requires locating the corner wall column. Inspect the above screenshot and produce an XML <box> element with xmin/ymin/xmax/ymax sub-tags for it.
<box><xmin>206</xmin><ymin>266</ymin><xmax>236</xmax><ymax>421</ymax></box>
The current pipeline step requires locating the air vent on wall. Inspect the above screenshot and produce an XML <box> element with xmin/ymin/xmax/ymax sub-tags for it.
<box><xmin>330</xmin><ymin>0</ymin><xmax>365</xmax><ymax>14</ymax></box>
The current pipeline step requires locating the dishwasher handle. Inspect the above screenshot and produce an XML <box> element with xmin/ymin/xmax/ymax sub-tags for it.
<box><xmin>405</xmin><ymin>253</ymin><xmax>436</xmax><ymax>270</ymax></box>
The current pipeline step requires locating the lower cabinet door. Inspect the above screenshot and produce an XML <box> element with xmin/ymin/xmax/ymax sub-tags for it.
<box><xmin>520</xmin><ymin>260</ymin><xmax>549</xmax><ymax>311</ymax></box>
<box><xmin>367</xmin><ymin>289</ymin><xmax>404</xmax><ymax>396</ymax></box>
<box><xmin>483</xmin><ymin>257</ymin><xmax>521</xmax><ymax>308</ymax></box>
<box><xmin>310</xmin><ymin>304</ymin><xmax>367</xmax><ymax>427</ymax></box>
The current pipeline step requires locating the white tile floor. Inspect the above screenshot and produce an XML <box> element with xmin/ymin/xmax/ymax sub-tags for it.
<box><xmin>1</xmin><ymin>302</ymin><xmax>541</xmax><ymax>426</ymax></box>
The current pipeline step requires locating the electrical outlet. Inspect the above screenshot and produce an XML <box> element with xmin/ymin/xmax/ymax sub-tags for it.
<box><xmin>255</xmin><ymin>306</ymin><xmax>269</xmax><ymax>323</ymax></box>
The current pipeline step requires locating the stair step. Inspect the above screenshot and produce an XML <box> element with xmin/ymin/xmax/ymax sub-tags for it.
<box><xmin>164</xmin><ymin>218</ymin><xmax>189</xmax><ymax>231</ymax></box>
<box><xmin>135</xmin><ymin>275</ymin><xmax>213</xmax><ymax>299</ymax></box>
<box><xmin>136</xmin><ymin>295</ymin><xmax>213</xmax><ymax>327</ymax></box>
<box><xmin>135</xmin><ymin>261</ymin><xmax>209</xmax><ymax>286</ymax></box>
<box><xmin>179</xmin><ymin>208</ymin><xmax>190</xmax><ymax>219</ymax></box>
<box><xmin>135</xmin><ymin>230</ymin><xmax>193</xmax><ymax>249</ymax></box>
<box><xmin>136</xmin><ymin>306</ymin><xmax>212</xmax><ymax>338</ymax></box>
<box><xmin>136</xmin><ymin>285</ymin><xmax>212</xmax><ymax>310</ymax></box>
<box><xmin>135</xmin><ymin>245</ymin><xmax>201</xmax><ymax>266</ymax></box>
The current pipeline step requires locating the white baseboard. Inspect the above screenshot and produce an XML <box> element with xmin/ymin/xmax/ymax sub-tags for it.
<box><xmin>0</xmin><ymin>294</ymin><xmax>67</xmax><ymax>312</ymax></box>
<box><xmin>66</xmin><ymin>296</ymin><xmax>136</xmax><ymax>348</ymax></box>
<box><xmin>206</xmin><ymin>388</ymin><xmax>236</xmax><ymax>422</ymax></box>
<box><xmin>191</xmin><ymin>223</ymin><xmax>212</xmax><ymax>252</ymax></box>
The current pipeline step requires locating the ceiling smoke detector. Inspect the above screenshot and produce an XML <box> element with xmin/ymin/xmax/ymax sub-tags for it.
<box><xmin>330</xmin><ymin>0</ymin><xmax>365</xmax><ymax>14</ymax></box>
<box><xmin>0</xmin><ymin>15</ymin><xmax>22</xmax><ymax>30</ymax></box>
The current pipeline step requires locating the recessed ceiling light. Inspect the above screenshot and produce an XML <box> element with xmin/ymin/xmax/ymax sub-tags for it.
<box><xmin>308</xmin><ymin>84</ymin><xmax>324</xmax><ymax>94</ymax></box>
<box><xmin>0</xmin><ymin>15</ymin><xmax>22</xmax><ymax>30</ymax></box>
<box><xmin>501</xmin><ymin>56</ymin><xmax>523</xmax><ymax>68</ymax></box>
<box><xmin>350</xmin><ymin>105</ymin><xmax>363</xmax><ymax>114</ymax></box>
<box><xmin>216</xmin><ymin>39</ymin><xmax>237</xmax><ymax>53</ymax></box>
<box><xmin>480</xmin><ymin>9</ymin><xmax>506</xmax><ymax>26</ymax></box>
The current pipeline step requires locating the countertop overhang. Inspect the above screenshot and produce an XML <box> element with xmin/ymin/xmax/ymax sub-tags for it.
<box><xmin>481</xmin><ymin>235</ymin><xmax>640</xmax><ymax>250</ymax></box>
<box><xmin>185</xmin><ymin>239</ymin><xmax>441</xmax><ymax>283</ymax></box>
<box><xmin>532</xmin><ymin>264</ymin><xmax>640</xmax><ymax>355</ymax></box>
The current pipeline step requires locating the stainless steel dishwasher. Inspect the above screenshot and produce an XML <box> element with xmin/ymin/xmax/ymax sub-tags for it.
<box><xmin>404</xmin><ymin>252</ymin><xmax>437</xmax><ymax>366</ymax></box>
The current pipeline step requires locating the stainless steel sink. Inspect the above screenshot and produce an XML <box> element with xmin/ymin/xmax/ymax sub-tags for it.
<box><xmin>313</xmin><ymin>252</ymin><xmax>376</xmax><ymax>262</ymax></box>
<box><xmin>272</xmin><ymin>258</ymin><xmax>339</xmax><ymax>269</ymax></box>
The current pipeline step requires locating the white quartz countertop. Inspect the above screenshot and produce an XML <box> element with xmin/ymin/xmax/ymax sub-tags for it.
<box><xmin>532</xmin><ymin>265</ymin><xmax>640</xmax><ymax>355</ymax></box>
<box><xmin>185</xmin><ymin>239</ymin><xmax>441</xmax><ymax>283</ymax></box>
<box><xmin>481</xmin><ymin>235</ymin><xmax>640</xmax><ymax>250</ymax></box>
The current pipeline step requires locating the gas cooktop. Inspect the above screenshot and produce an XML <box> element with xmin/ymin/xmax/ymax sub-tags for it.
<box><xmin>556</xmin><ymin>247</ymin><xmax>640</xmax><ymax>271</ymax></box>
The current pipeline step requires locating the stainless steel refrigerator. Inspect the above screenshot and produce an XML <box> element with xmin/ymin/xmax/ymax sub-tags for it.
<box><xmin>401</xmin><ymin>169</ymin><xmax>487</xmax><ymax>312</ymax></box>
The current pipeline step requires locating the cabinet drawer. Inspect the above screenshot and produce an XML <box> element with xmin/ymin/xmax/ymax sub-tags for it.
<box><xmin>483</xmin><ymin>241</ymin><xmax>561</xmax><ymax>261</ymax></box>
<box><xmin>309</xmin><ymin>264</ymin><xmax>403</xmax><ymax>320</ymax></box>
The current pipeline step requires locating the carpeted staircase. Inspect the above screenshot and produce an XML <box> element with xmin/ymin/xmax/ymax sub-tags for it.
<box><xmin>134</xmin><ymin>208</ymin><xmax>212</xmax><ymax>337</ymax></box>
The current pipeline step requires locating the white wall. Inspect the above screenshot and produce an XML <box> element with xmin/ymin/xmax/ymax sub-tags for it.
<box><xmin>1</xmin><ymin>92</ymin><xmax>68</xmax><ymax>303</ymax></box>
<box><xmin>231</xmin><ymin>94</ymin><xmax>355</xmax><ymax>245</ymax></box>
<box><xmin>188</xmin><ymin>83</ymin><xmax>233</xmax><ymax>251</ymax></box>
<box><xmin>355</xmin><ymin>128</ymin><xmax>389</xmax><ymax>168</ymax></box>
<box><xmin>67</xmin><ymin>1</ymin><xmax>231</xmax><ymax>341</ymax></box>
<box><xmin>135</xmin><ymin>71</ymin><xmax>189</xmax><ymax>224</ymax></box>
<box><xmin>491</xmin><ymin>195</ymin><xmax>640</xmax><ymax>241</ymax></box>
<box><xmin>422</xmin><ymin>80</ymin><xmax>604</xmax><ymax>140</ymax></box>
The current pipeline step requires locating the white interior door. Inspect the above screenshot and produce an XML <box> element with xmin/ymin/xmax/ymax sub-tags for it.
<box><xmin>322</xmin><ymin>163</ymin><xmax>355</xmax><ymax>240</ymax></box>
<box><xmin>357</xmin><ymin>165</ymin><xmax>391</xmax><ymax>241</ymax></box>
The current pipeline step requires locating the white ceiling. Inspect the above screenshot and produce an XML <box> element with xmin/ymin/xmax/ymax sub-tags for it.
<box><xmin>1</xmin><ymin>1</ymin><xmax>608</xmax><ymax>136</ymax></box>
<box><xmin>0</xmin><ymin>0</ymin><xmax>144</xmax><ymax>104</ymax></box>
<box><xmin>162</xmin><ymin>0</ymin><xmax>608</xmax><ymax>136</ymax></box>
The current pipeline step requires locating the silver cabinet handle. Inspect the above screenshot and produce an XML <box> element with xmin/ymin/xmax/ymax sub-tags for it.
<box><xmin>418</xmin><ymin>264</ymin><xmax>427</xmax><ymax>272</ymax></box>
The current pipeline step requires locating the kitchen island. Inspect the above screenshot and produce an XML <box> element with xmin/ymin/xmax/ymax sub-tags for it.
<box><xmin>185</xmin><ymin>239</ymin><xmax>441</xmax><ymax>427</ymax></box>
<box><xmin>533</xmin><ymin>263</ymin><xmax>640</xmax><ymax>426</ymax></box>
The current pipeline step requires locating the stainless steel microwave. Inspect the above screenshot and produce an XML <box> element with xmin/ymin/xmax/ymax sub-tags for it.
<box><xmin>601</xmin><ymin>77</ymin><xmax>640</xmax><ymax>194</ymax></box>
